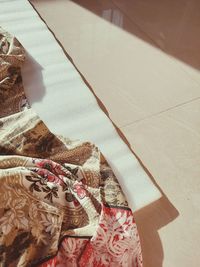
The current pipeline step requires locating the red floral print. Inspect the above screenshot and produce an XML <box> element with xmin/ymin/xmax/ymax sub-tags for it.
<box><xmin>39</xmin><ymin>205</ymin><xmax>142</xmax><ymax>267</ymax></box>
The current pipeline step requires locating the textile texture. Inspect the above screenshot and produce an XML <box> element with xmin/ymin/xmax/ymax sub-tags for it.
<box><xmin>0</xmin><ymin>28</ymin><xmax>142</xmax><ymax>267</ymax></box>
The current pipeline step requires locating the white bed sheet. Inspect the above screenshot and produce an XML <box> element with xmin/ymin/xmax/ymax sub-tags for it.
<box><xmin>0</xmin><ymin>0</ymin><xmax>161</xmax><ymax>211</ymax></box>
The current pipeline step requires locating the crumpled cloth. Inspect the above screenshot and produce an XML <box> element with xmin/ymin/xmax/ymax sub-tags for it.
<box><xmin>0</xmin><ymin>27</ymin><xmax>142</xmax><ymax>267</ymax></box>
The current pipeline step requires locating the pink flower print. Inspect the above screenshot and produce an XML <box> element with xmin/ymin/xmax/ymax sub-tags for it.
<box><xmin>37</xmin><ymin>169</ymin><xmax>63</xmax><ymax>185</ymax></box>
<box><xmin>35</xmin><ymin>159</ymin><xmax>54</xmax><ymax>171</ymax></box>
<box><xmin>73</xmin><ymin>182</ymin><xmax>87</xmax><ymax>199</ymax></box>
<box><xmin>34</xmin><ymin>159</ymin><xmax>68</xmax><ymax>178</ymax></box>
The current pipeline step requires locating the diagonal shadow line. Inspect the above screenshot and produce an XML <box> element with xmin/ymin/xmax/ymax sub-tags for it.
<box><xmin>72</xmin><ymin>0</ymin><xmax>200</xmax><ymax>70</ymax></box>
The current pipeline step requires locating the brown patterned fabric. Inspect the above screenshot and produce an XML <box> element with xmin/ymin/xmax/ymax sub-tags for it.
<box><xmin>0</xmin><ymin>27</ymin><xmax>142</xmax><ymax>267</ymax></box>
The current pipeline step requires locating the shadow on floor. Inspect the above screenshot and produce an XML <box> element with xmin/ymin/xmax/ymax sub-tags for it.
<box><xmin>134</xmin><ymin>196</ymin><xmax>178</xmax><ymax>267</ymax></box>
<box><xmin>114</xmin><ymin>125</ymin><xmax>179</xmax><ymax>267</ymax></box>
<box><xmin>72</xmin><ymin>0</ymin><xmax>200</xmax><ymax>70</ymax></box>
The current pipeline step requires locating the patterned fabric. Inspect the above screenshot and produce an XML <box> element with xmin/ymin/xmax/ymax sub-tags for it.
<box><xmin>0</xmin><ymin>27</ymin><xmax>142</xmax><ymax>267</ymax></box>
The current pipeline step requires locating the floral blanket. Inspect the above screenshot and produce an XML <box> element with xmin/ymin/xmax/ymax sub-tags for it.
<box><xmin>0</xmin><ymin>27</ymin><xmax>142</xmax><ymax>267</ymax></box>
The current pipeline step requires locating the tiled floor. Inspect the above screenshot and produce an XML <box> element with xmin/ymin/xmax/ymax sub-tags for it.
<box><xmin>30</xmin><ymin>1</ymin><xmax>200</xmax><ymax>266</ymax></box>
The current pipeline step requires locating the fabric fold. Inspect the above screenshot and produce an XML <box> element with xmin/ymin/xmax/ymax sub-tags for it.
<box><xmin>0</xmin><ymin>27</ymin><xmax>142</xmax><ymax>267</ymax></box>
